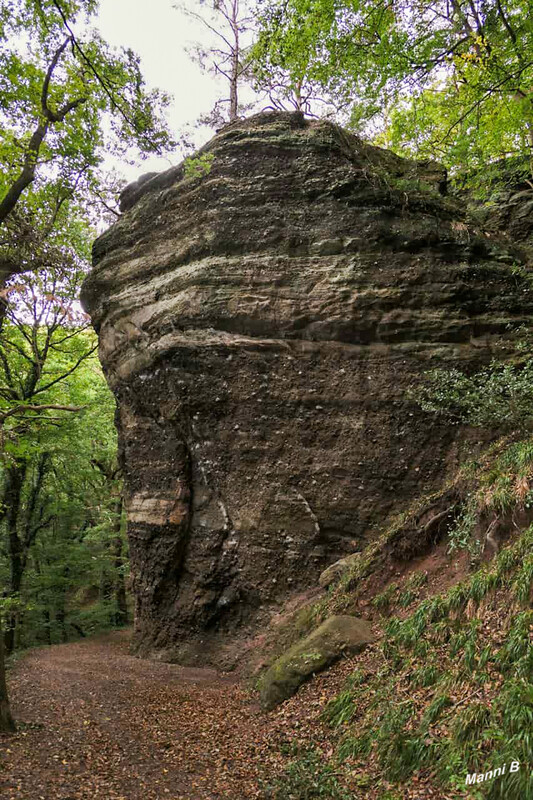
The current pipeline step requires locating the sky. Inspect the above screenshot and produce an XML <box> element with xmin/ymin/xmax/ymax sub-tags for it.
<box><xmin>95</xmin><ymin>0</ymin><xmax>225</xmax><ymax>181</ymax></box>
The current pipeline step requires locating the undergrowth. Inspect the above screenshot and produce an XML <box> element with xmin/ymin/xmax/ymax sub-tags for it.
<box><xmin>316</xmin><ymin>482</ymin><xmax>460</xmax><ymax>619</ymax></box>
<box><xmin>262</xmin><ymin>748</ymin><xmax>351</xmax><ymax>800</ymax></box>
<box><xmin>324</xmin><ymin>523</ymin><xmax>533</xmax><ymax>798</ymax></box>
<box><xmin>268</xmin><ymin>438</ymin><xmax>533</xmax><ymax>799</ymax></box>
<box><xmin>331</xmin><ymin>436</ymin><xmax>533</xmax><ymax>620</ymax></box>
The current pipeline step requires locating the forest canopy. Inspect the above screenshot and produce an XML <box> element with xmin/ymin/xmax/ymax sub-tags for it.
<box><xmin>0</xmin><ymin>0</ymin><xmax>173</xmax><ymax>299</ymax></box>
<box><xmin>254</xmin><ymin>0</ymin><xmax>533</xmax><ymax>170</ymax></box>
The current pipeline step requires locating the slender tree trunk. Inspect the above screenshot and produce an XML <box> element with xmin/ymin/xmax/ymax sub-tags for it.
<box><xmin>55</xmin><ymin>604</ymin><xmax>68</xmax><ymax>643</ymax></box>
<box><xmin>113</xmin><ymin>537</ymin><xmax>128</xmax><ymax>627</ymax></box>
<box><xmin>111</xmin><ymin>495</ymin><xmax>128</xmax><ymax>626</ymax></box>
<box><xmin>102</xmin><ymin>494</ymin><xmax>128</xmax><ymax>626</ymax></box>
<box><xmin>101</xmin><ymin>563</ymin><xmax>114</xmax><ymax>612</ymax></box>
<box><xmin>4</xmin><ymin>453</ymin><xmax>49</xmax><ymax>654</ymax></box>
<box><xmin>526</xmin><ymin>121</ymin><xmax>533</xmax><ymax>178</ymax></box>
<box><xmin>33</xmin><ymin>555</ymin><xmax>52</xmax><ymax>645</ymax></box>
<box><xmin>0</xmin><ymin>621</ymin><xmax>15</xmax><ymax>733</ymax></box>
<box><xmin>229</xmin><ymin>0</ymin><xmax>239</xmax><ymax>120</ymax></box>
<box><xmin>42</xmin><ymin>609</ymin><xmax>52</xmax><ymax>646</ymax></box>
<box><xmin>229</xmin><ymin>60</ymin><xmax>239</xmax><ymax>120</ymax></box>
<box><xmin>4</xmin><ymin>462</ymin><xmax>27</xmax><ymax>655</ymax></box>
<box><xmin>14</xmin><ymin>610</ymin><xmax>23</xmax><ymax>650</ymax></box>
<box><xmin>70</xmin><ymin>623</ymin><xmax>85</xmax><ymax>639</ymax></box>
<box><xmin>115</xmin><ymin>572</ymin><xmax>128</xmax><ymax>626</ymax></box>
<box><xmin>293</xmin><ymin>77</ymin><xmax>303</xmax><ymax>111</ymax></box>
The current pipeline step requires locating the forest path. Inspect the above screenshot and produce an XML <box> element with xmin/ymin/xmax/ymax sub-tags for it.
<box><xmin>0</xmin><ymin>630</ymin><xmax>274</xmax><ymax>800</ymax></box>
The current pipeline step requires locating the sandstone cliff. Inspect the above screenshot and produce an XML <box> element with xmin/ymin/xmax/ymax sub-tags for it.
<box><xmin>81</xmin><ymin>112</ymin><xmax>532</xmax><ymax>666</ymax></box>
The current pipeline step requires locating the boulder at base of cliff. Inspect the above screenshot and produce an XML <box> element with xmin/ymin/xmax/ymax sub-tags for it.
<box><xmin>319</xmin><ymin>552</ymin><xmax>361</xmax><ymax>589</ymax></box>
<box><xmin>259</xmin><ymin>615</ymin><xmax>374</xmax><ymax>710</ymax></box>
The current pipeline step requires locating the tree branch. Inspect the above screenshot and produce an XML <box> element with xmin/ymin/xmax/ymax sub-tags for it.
<box><xmin>0</xmin><ymin>404</ymin><xmax>83</xmax><ymax>424</ymax></box>
<box><xmin>50</xmin><ymin>0</ymin><xmax>161</xmax><ymax>151</ymax></box>
<box><xmin>30</xmin><ymin>343</ymin><xmax>97</xmax><ymax>398</ymax></box>
<box><xmin>0</xmin><ymin>38</ymin><xmax>86</xmax><ymax>228</ymax></box>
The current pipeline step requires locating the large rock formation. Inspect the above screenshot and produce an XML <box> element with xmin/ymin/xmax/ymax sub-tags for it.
<box><xmin>81</xmin><ymin>112</ymin><xmax>532</xmax><ymax>666</ymax></box>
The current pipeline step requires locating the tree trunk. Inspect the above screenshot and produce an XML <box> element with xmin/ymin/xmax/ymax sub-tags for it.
<box><xmin>229</xmin><ymin>53</ymin><xmax>239</xmax><ymax>120</ymax></box>
<box><xmin>106</xmin><ymin>494</ymin><xmax>128</xmax><ymax>626</ymax></box>
<box><xmin>42</xmin><ymin>608</ymin><xmax>52</xmax><ymax>646</ymax></box>
<box><xmin>229</xmin><ymin>0</ymin><xmax>239</xmax><ymax>120</ymax></box>
<box><xmin>0</xmin><ymin>620</ymin><xmax>15</xmax><ymax>733</ymax></box>
<box><xmin>115</xmin><ymin>573</ymin><xmax>128</xmax><ymax>626</ymax></box>
<box><xmin>55</xmin><ymin>604</ymin><xmax>68</xmax><ymax>643</ymax></box>
<box><xmin>70</xmin><ymin>623</ymin><xmax>86</xmax><ymax>639</ymax></box>
<box><xmin>113</xmin><ymin>531</ymin><xmax>129</xmax><ymax>627</ymax></box>
<box><xmin>4</xmin><ymin>462</ymin><xmax>27</xmax><ymax>655</ymax></box>
<box><xmin>33</xmin><ymin>555</ymin><xmax>52</xmax><ymax>645</ymax></box>
<box><xmin>14</xmin><ymin>610</ymin><xmax>23</xmax><ymax>650</ymax></box>
<box><xmin>293</xmin><ymin>77</ymin><xmax>303</xmax><ymax>111</ymax></box>
<box><xmin>3</xmin><ymin>453</ymin><xmax>49</xmax><ymax>654</ymax></box>
<box><xmin>113</xmin><ymin>495</ymin><xmax>128</xmax><ymax>625</ymax></box>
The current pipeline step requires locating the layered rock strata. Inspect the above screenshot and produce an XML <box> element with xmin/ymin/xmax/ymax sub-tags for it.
<box><xmin>82</xmin><ymin>112</ymin><xmax>532</xmax><ymax>665</ymax></box>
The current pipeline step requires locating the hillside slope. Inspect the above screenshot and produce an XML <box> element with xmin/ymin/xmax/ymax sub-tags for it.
<box><xmin>259</xmin><ymin>436</ymin><xmax>533</xmax><ymax>799</ymax></box>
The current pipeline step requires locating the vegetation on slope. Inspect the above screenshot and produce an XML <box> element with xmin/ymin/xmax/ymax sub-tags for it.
<box><xmin>263</xmin><ymin>429</ymin><xmax>533</xmax><ymax>798</ymax></box>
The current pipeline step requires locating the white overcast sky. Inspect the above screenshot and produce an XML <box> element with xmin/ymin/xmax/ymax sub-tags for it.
<box><xmin>95</xmin><ymin>0</ymin><xmax>226</xmax><ymax>181</ymax></box>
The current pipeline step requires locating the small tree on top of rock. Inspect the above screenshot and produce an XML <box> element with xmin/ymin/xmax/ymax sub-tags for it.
<box><xmin>176</xmin><ymin>0</ymin><xmax>257</xmax><ymax>125</ymax></box>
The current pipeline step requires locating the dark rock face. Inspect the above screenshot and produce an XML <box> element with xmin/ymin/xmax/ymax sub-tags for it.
<box><xmin>459</xmin><ymin>156</ymin><xmax>533</xmax><ymax>252</ymax></box>
<box><xmin>81</xmin><ymin>112</ymin><xmax>532</xmax><ymax>666</ymax></box>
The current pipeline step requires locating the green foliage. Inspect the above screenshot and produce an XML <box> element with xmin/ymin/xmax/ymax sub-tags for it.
<box><xmin>415</xmin><ymin>360</ymin><xmax>533</xmax><ymax>431</ymax></box>
<box><xmin>255</xmin><ymin>0</ymin><xmax>533</xmax><ymax>171</ymax></box>
<box><xmin>325</xmin><ymin>687</ymin><xmax>357</xmax><ymax>728</ymax></box>
<box><xmin>410</xmin><ymin>661</ymin><xmax>442</xmax><ymax>689</ymax></box>
<box><xmin>0</xmin><ymin>256</ymin><xmax>128</xmax><ymax>650</ymax></box>
<box><xmin>453</xmin><ymin>702</ymin><xmax>490</xmax><ymax>746</ymax></box>
<box><xmin>373</xmin><ymin>702</ymin><xmax>430</xmax><ymax>782</ymax></box>
<box><xmin>183</xmin><ymin>152</ymin><xmax>215</xmax><ymax>180</ymax></box>
<box><xmin>262</xmin><ymin>748</ymin><xmax>351</xmax><ymax>799</ymax></box>
<box><xmin>0</xmin><ymin>0</ymin><xmax>172</xmax><ymax>162</ymax></box>
<box><xmin>371</xmin><ymin>573</ymin><xmax>429</xmax><ymax>614</ymax></box>
<box><xmin>447</xmin><ymin>502</ymin><xmax>480</xmax><ymax>559</ymax></box>
<box><xmin>324</xmin><ymin>670</ymin><xmax>367</xmax><ymax>728</ymax></box>
<box><xmin>328</xmin><ymin>521</ymin><xmax>533</xmax><ymax>795</ymax></box>
<box><xmin>0</xmin><ymin>0</ymin><xmax>173</xmax><ymax>287</ymax></box>
<box><xmin>398</xmin><ymin>571</ymin><xmax>429</xmax><ymax>608</ymax></box>
<box><xmin>421</xmin><ymin>693</ymin><xmax>452</xmax><ymax>726</ymax></box>
<box><xmin>0</xmin><ymin>328</ymin><xmax>127</xmax><ymax>647</ymax></box>
<box><xmin>371</xmin><ymin>582</ymin><xmax>398</xmax><ymax>612</ymax></box>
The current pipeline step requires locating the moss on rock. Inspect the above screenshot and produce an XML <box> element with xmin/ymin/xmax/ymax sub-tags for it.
<box><xmin>259</xmin><ymin>615</ymin><xmax>375</xmax><ymax>710</ymax></box>
<box><xmin>319</xmin><ymin>553</ymin><xmax>362</xmax><ymax>589</ymax></box>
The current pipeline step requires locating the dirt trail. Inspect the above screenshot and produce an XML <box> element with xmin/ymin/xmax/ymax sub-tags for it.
<box><xmin>0</xmin><ymin>630</ymin><xmax>275</xmax><ymax>800</ymax></box>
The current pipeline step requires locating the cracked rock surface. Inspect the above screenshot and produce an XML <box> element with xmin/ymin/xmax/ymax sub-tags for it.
<box><xmin>81</xmin><ymin>111</ymin><xmax>532</xmax><ymax>666</ymax></box>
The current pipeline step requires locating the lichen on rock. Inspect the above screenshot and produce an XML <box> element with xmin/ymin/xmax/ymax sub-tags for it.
<box><xmin>81</xmin><ymin>111</ymin><xmax>533</xmax><ymax>667</ymax></box>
